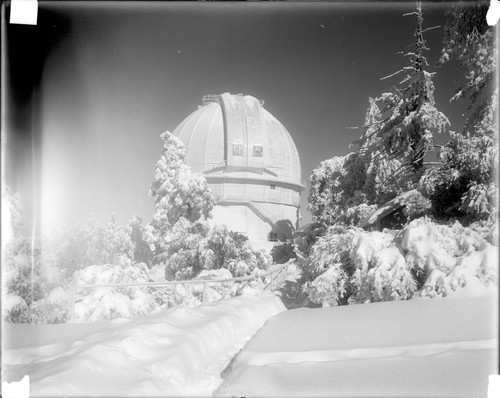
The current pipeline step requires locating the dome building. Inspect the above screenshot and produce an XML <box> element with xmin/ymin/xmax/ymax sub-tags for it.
<box><xmin>173</xmin><ymin>92</ymin><xmax>304</xmax><ymax>250</ymax></box>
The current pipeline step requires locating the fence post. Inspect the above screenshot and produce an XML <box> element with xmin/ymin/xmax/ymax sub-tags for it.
<box><xmin>202</xmin><ymin>282</ymin><xmax>207</xmax><ymax>303</ymax></box>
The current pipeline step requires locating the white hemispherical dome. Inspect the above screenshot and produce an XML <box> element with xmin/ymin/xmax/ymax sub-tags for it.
<box><xmin>173</xmin><ymin>92</ymin><xmax>302</xmax><ymax>188</ymax></box>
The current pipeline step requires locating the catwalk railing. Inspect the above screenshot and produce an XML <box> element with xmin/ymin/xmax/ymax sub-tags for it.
<box><xmin>68</xmin><ymin>262</ymin><xmax>291</xmax><ymax>320</ymax></box>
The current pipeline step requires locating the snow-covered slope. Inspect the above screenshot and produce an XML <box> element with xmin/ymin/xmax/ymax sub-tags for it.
<box><xmin>3</xmin><ymin>292</ymin><xmax>285</xmax><ymax>397</ymax></box>
<box><xmin>216</xmin><ymin>292</ymin><xmax>498</xmax><ymax>397</ymax></box>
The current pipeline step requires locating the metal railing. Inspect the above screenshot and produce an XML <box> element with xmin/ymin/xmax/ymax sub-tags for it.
<box><xmin>68</xmin><ymin>262</ymin><xmax>292</xmax><ymax>320</ymax></box>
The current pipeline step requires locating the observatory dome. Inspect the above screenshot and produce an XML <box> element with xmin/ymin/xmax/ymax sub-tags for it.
<box><xmin>174</xmin><ymin>93</ymin><xmax>302</xmax><ymax>186</ymax></box>
<box><xmin>173</xmin><ymin>92</ymin><xmax>304</xmax><ymax>250</ymax></box>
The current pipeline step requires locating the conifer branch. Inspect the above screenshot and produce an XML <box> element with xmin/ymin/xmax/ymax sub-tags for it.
<box><xmin>380</xmin><ymin>69</ymin><xmax>404</xmax><ymax>81</ymax></box>
<box><xmin>421</xmin><ymin>25</ymin><xmax>441</xmax><ymax>33</ymax></box>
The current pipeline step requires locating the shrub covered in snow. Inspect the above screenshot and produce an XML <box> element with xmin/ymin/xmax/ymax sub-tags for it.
<box><xmin>270</xmin><ymin>241</ymin><xmax>297</xmax><ymax>265</ymax></box>
<box><xmin>468</xmin><ymin>219</ymin><xmax>499</xmax><ymax>246</ymax></box>
<box><xmin>201</xmin><ymin>224</ymin><xmax>271</xmax><ymax>277</ymax></box>
<box><xmin>400</xmin><ymin>217</ymin><xmax>491</xmax><ymax>286</ymax></box>
<box><xmin>304</xmin><ymin>228</ymin><xmax>417</xmax><ymax>306</ymax></box>
<box><xmin>304</xmin><ymin>265</ymin><xmax>349</xmax><ymax>307</ymax></box>
<box><xmin>45</xmin><ymin>217</ymin><xmax>135</xmax><ymax>279</ymax></box>
<box><xmin>4</xmin><ymin>240</ymin><xmax>44</xmax><ymax>307</ymax></box>
<box><xmin>27</xmin><ymin>287</ymin><xmax>71</xmax><ymax>324</ymax></box>
<box><xmin>31</xmin><ymin>300</ymin><xmax>69</xmax><ymax>324</ymax></box>
<box><xmin>301</xmin><ymin>217</ymin><xmax>498</xmax><ymax>307</ymax></box>
<box><xmin>73</xmin><ymin>262</ymin><xmax>157</xmax><ymax>321</ymax></box>
<box><xmin>402</xmin><ymin>218</ymin><xmax>459</xmax><ymax>284</ymax></box>
<box><xmin>402</xmin><ymin>190</ymin><xmax>432</xmax><ymax>219</ymax></box>
<box><xmin>3</xmin><ymin>294</ymin><xmax>30</xmax><ymax>323</ymax></box>
<box><xmin>69</xmin><ymin>258</ymin><xmax>270</xmax><ymax>321</ymax></box>
<box><xmin>290</xmin><ymin>226</ymin><xmax>355</xmax><ymax>307</ymax></box>
<box><xmin>159</xmin><ymin>219</ymin><xmax>271</xmax><ymax>281</ymax></box>
<box><xmin>350</xmin><ymin>245</ymin><xmax>417</xmax><ymax>303</ymax></box>
<box><xmin>301</xmin><ymin>226</ymin><xmax>361</xmax><ymax>306</ymax></box>
<box><xmin>416</xmin><ymin>243</ymin><xmax>498</xmax><ymax>298</ymax></box>
<box><xmin>149</xmin><ymin>284</ymin><xmax>200</xmax><ymax>310</ymax></box>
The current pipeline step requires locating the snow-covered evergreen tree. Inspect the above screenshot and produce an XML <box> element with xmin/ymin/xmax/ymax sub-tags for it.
<box><xmin>128</xmin><ymin>216</ymin><xmax>154</xmax><ymax>267</ymax></box>
<box><xmin>161</xmin><ymin>220</ymin><xmax>270</xmax><ymax>280</ymax></box>
<box><xmin>146</xmin><ymin>131</ymin><xmax>215</xmax><ymax>264</ymax></box>
<box><xmin>85</xmin><ymin>216</ymin><xmax>134</xmax><ymax>267</ymax></box>
<box><xmin>161</xmin><ymin>219</ymin><xmax>210</xmax><ymax>280</ymax></box>
<box><xmin>150</xmin><ymin>131</ymin><xmax>215</xmax><ymax>226</ymax></box>
<box><xmin>302</xmin><ymin>226</ymin><xmax>360</xmax><ymax>306</ymax></box>
<box><xmin>438</xmin><ymin>1</ymin><xmax>495</xmax><ymax>105</ymax></box>
<box><xmin>293</xmin><ymin>2</ymin><xmax>497</xmax><ymax>308</ymax></box>
<box><xmin>309</xmin><ymin>3</ymin><xmax>449</xmax><ymax>228</ymax></box>
<box><xmin>420</xmin><ymin>1</ymin><xmax>498</xmax><ymax>222</ymax></box>
<box><xmin>308</xmin><ymin>153</ymin><xmax>375</xmax><ymax>226</ymax></box>
<box><xmin>50</xmin><ymin>217</ymin><xmax>135</xmax><ymax>278</ymax></box>
<box><xmin>356</xmin><ymin>2</ymin><xmax>449</xmax><ymax>204</ymax></box>
<box><xmin>34</xmin><ymin>216</ymin><xmax>138</xmax><ymax>287</ymax></box>
<box><xmin>308</xmin><ymin>155</ymin><xmax>346</xmax><ymax>225</ymax></box>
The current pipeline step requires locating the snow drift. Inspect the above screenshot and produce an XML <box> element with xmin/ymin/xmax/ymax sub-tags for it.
<box><xmin>3</xmin><ymin>292</ymin><xmax>285</xmax><ymax>397</ymax></box>
<box><xmin>216</xmin><ymin>292</ymin><xmax>497</xmax><ymax>397</ymax></box>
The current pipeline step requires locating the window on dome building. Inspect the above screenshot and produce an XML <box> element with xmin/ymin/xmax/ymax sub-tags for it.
<box><xmin>268</xmin><ymin>232</ymin><xmax>278</xmax><ymax>242</ymax></box>
<box><xmin>253</xmin><ymin>144</ymin><xmax>263</xmax><ymax>157</ymax></box>
<box><xmin>233</xmin><ymin>143</ymin><xmax>244</xmax><ymax>156</ymax></box>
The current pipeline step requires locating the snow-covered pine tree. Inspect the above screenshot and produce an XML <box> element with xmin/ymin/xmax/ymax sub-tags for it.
<box><xmin>308</xmin><ymin>3</ymin><xmax>449</xmax><ymax>226</ymax></box>
<box><xmin>146</xmin><ymin>131</ymin><xmax>216</xmax><ymax>264</ymax></box>
<box><xmin>307</xmin><ymin>153</ymin><xmax>375</xmax><ymax>226</ymax></box>
<box><xmin>356</xmin><ymin>2</ymin><xmax>449</xmax><ymax>205</ymax></box>
<box><xmin>150</xmin><ymin>131</ymin><xmax>215</xmax><ymax>226</ymax></box>
<box><xmin>128</xmin><ymin>216</ymin><xmax>154</xmax><ymax>267</ymax></box>
<box><xmin>308</xmin><ymin>155</ymin><xmax>347</xmax><ymax>225</ymax></box>
<box><xmin>420</xmin><ymin>1</ymin><xmax>498</xmax><ymax>222</ymax></box>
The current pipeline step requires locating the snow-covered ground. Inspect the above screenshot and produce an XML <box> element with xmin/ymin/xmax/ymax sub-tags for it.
<box><xmin>216</xmin><ymin>291</ymin><xmax>498</xmax><ymax>397</ymax></box>
<box><xmin>2</xmin><ymin>292</ymin><xmax>285</xmax><ymax>397</ymax></box>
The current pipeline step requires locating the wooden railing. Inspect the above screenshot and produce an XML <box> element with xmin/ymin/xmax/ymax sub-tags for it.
<box><xmin>68</xmin><ymin>262</ymin><xmax>292</xmax><ymax>320</ymax></box>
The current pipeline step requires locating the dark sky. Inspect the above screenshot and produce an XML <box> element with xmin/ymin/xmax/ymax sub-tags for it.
<box><xmin>4</xmin><ymin>1</ymin><xmax>471</xmax><ymax>235</ymax></box>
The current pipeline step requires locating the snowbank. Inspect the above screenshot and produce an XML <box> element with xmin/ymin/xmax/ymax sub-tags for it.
<box><xmin>3</xmin><ymin>292</ymin><xmax>285</xmax><ymax>397</ymax></box>
<box><xmin>216</xmin><ymin>292</ymin><xmax>497</xmax><ymax>397</ymax></box>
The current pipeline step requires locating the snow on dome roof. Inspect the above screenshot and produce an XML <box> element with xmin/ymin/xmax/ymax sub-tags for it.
<box><xmin>173</xmin><ymin>92</ymin><xmax>302</xmax><ymax>187</ymax></box>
